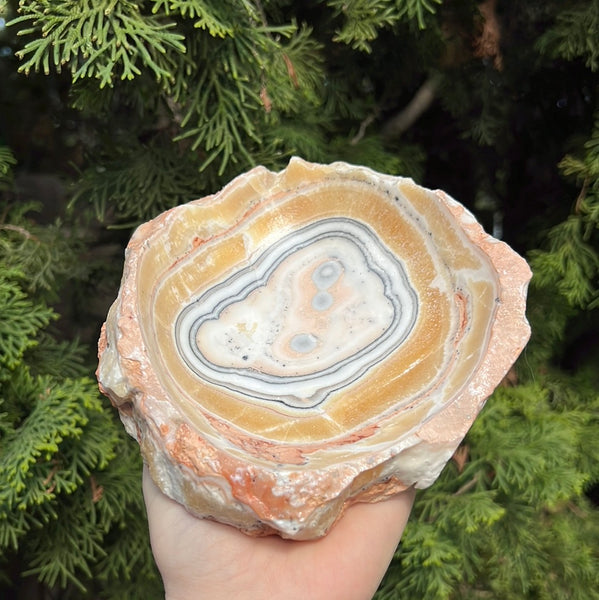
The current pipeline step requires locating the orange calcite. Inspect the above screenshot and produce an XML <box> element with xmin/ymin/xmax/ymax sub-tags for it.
<box><xmin>97</xmin><ymin>158</ymin><xmax>531</xmax><ymax>539</ymax></box>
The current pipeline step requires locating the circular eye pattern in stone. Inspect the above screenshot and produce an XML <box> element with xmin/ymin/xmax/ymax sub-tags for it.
<box><xmin>97</xmin><ymin>157</ymin><xmax>532</xmax><ymax>540</ymax></box>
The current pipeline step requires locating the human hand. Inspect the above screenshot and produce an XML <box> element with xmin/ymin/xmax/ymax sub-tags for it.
<box><xmin>143</xmin><ymin>465</ymin><xmax>415</xmax><ymax>600</ymax></box>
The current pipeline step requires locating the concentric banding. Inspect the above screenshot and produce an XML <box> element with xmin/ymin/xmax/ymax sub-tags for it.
<box><xmin>175</xmin><ymin>218</ymin><xmax>418</xmax><ymax>408</ymax></box>
<box><xmin>137</xmin><ymin>165</ymin><xmax>497</xmax><ymax>446</ymax></box>
<box><xmin>97</xmin><ymin>157</ymin><xmax>532</xmax><ymax>540</ymax></box>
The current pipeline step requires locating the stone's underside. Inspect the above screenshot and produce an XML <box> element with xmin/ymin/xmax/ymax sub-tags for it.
<box><xmin>97</xmin><ymin>158</ymin><xmax>532</xmax><ymax>540</ymax></box>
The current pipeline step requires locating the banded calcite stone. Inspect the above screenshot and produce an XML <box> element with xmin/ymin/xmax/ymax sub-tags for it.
<box><xmin>97</xmin><ymin>157</ymin><xmax>531</xmax><ymax>540</ymax></box>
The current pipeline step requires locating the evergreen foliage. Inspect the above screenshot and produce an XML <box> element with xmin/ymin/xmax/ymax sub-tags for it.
<box><xmin>12</xmin><ymin>0</ymin><xmax>186</xmax><ymax>85</ymax></box>
<box><xmin>536</xmin><ymin>0</ymin><xmax>599</xmax><ymax>71</ymax></box>
<box><xmin>0</xmin><ymin>202</ymin><xmax>86</xmax><ymax>298</ymax></box>
<box><xmin>327</xmin><ymin>0</ymin><xmax>442</xmax><ymax>50</ymax></box>
<box><xmin>1</xmin><ymin>0</ymin><xmax>598</xmax><ymax>598</ymax></box>
<box><xmin>0</xmin><ymin>203</ymin><xmax>158</xmax><ymax>596</ymax></box>
<box><xmin>0</xmin><ymin>146</ymin><xmax>16</xmax><ymax>190</ymax></box>
<box><xmin>529</xmin><ymin>114</ymin><xmax>599</xmax><ymax>309</ymax></box>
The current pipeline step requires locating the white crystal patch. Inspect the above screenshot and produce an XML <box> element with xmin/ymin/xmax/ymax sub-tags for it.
<box><xmin>175</xmin><ymin>218</ymin><xmax>417</xmax><ymax>408</ymax></box>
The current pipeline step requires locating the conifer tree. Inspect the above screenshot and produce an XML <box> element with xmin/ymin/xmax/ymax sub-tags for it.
<box><xmin>1</xmin><ymin>0</ymin><xmax>597</xmax><ymax>598</ymax></box>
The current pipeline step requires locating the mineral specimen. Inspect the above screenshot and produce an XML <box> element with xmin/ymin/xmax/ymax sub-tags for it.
<box><xmin>97</xmin><ymin>157</ymin><xmax>531</xmax><ymax>539</ymax></box>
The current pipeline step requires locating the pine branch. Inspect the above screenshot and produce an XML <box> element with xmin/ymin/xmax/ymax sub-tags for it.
<box><xmin>70</xmin><ymin>141</ymin><xmax>207</xmax><ymax>224</ymax></box>
<box><xmin>537</xmin><ymin>0</ymin><xmax>599</xmax><ymax>72</ymax></box>
<box><xmin>468</xmin><ymin>384</ymin><xmax>591</xmax><ymax>508</ymax></box>
<box><xmin>22</xmin><ymin>490</ymin><xmax>107</xmax><ymax>591</ymax></box>
<box><xmin>395</xmin><ymin>0</ymin><xmax>443</xmax><ymax>29</ymax></box>
<box><xmin>0</xmin><ymin>373</ymin><xmax>101</xmax><ymax>512</ymax></box>
<box><xmin>329</xmin><ymin>135</ymin><xmax>426</xmax><ymax>181</ymax></box>
<box><xmin>27</xmin><ymin>334</ymin><xmax>89</xmax><ymax>379</ymax></box>
<box><xmin>328</xmin><ymin>0</ymin><xmax>402</xmax><ymax>52</ymax></box>
<box><xmin>529</xmin><ymin>215</ymin><xmax>599</xmax><ymax>308</ymax></box>
<box><xmin>559</xmin><ymin>115</ymin><xmax>599</xmax><ymax>186</ymax></box>
<box><xmin>12</xmin><ymin>0</ymin><xmax>186</xmax><ymax>88</ymax></box>
<box><xmin>393</xmin><ymin>522</ymin><xmax>464</xmax><ymax>599</ymax></box>
<box><xmin>259</xmin><ymin>24</ymin><xmax>324</xmax><ymax>114</ymax></box>
<box><xmin>175</xmin><ymin>19</ymin><xmax>322</xmax><ymax>174</ymax></box>
<box><xmin>0</xmin><ymin>201</ymin><xmax>88</xmax><ymax>299</ymax></box>
<box><xmin>0</xmin><ymin>270</ymin><xmax>55</xmax><ymax>371</ymax></box>
<box><xmin>264</xmin><ymin>117</ymin><xmax>329</xmax><ymax>163</ymax></box>
<box><xmin>381</xmin><ymin>73</ymin><xmax>440</xmax><ymax>139</ymax></box>
<box><xmin>327</xmin><ymin>0</ymin><xmax>442</xmax><ymax>52</ymax></box>
<box><xmin>0</xmin><ymin>146</ymin><xmax>17</xmax><ymax>191</ymax></box>
<box><xmin>177</xmin><ymin>65</ymin><xmax>261</xmax><ymax>173</ymax></box>
<box><xmin>152</xmin><ymin>0</ymin><xmax>238</xmax><ymax>37</ymax></box>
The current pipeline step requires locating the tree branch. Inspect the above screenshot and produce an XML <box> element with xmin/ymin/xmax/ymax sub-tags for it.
<box><xmin>382</xmin><ymin>73</ymin><xmax>441</xmax><ymax>140</ymax></box>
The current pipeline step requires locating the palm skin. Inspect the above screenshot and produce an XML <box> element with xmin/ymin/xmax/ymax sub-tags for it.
<box><xmin>143</xmin><ymin>466</ymin><xmax>415</xmax><ymax>600</ymax></box>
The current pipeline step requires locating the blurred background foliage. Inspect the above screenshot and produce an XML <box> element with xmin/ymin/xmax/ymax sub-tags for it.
<box><xmin>0</xmin><ymin>0</ymin><xmax>598</xmax><ymax>598</ymax></box>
